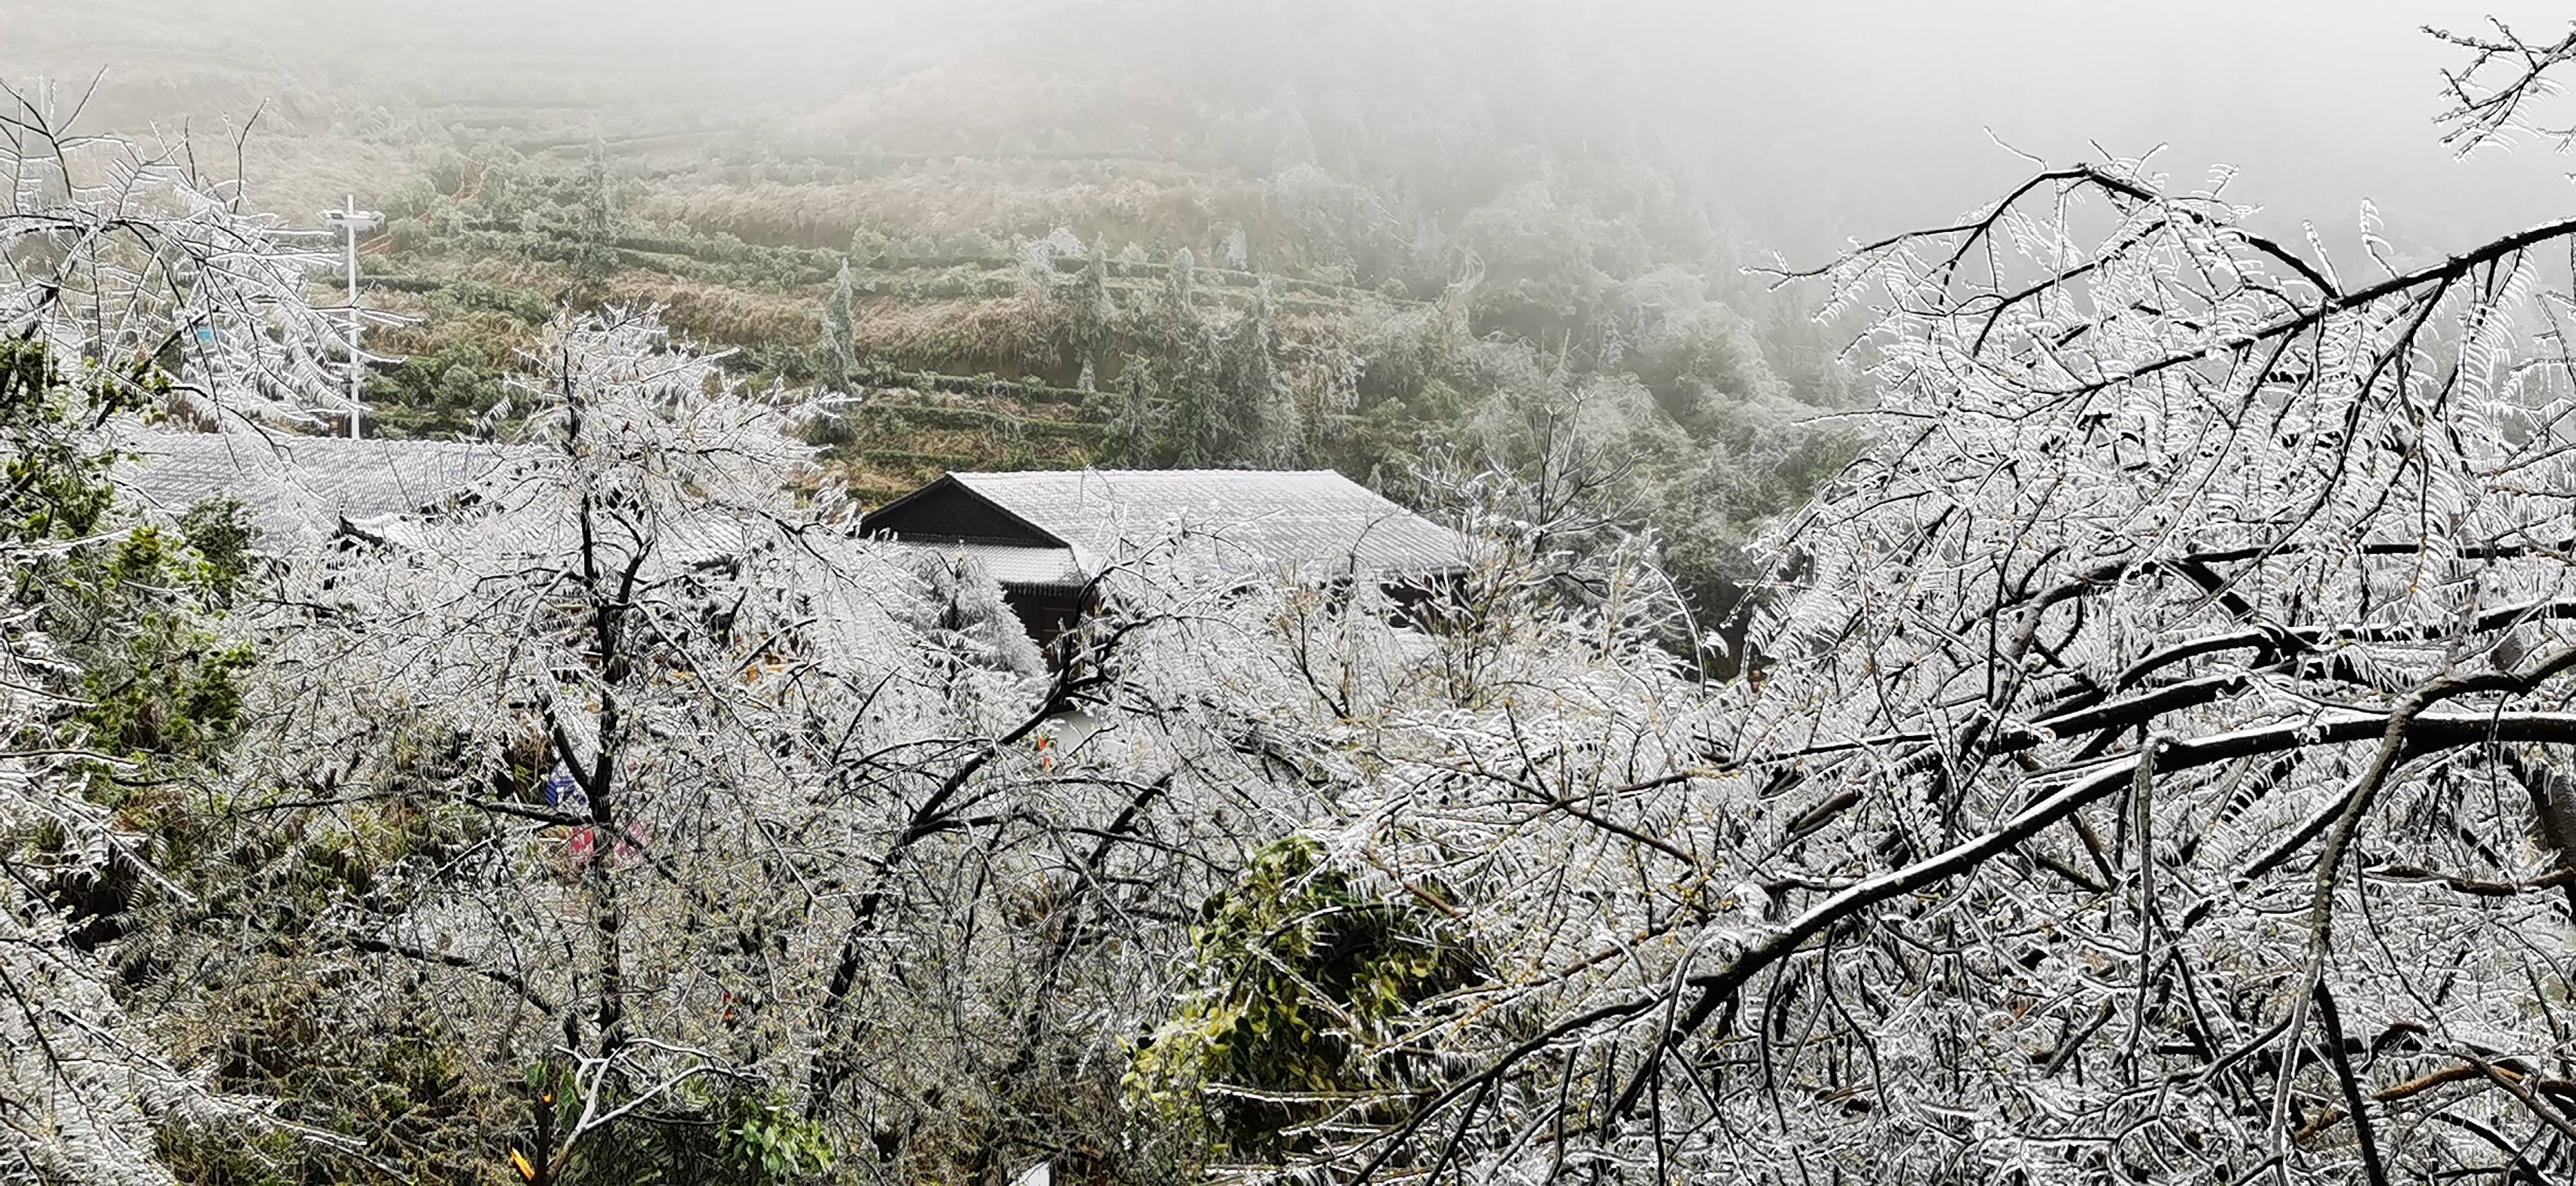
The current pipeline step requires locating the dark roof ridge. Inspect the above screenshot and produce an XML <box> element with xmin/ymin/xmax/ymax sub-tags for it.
<box><xmin>859</xmin><ymin>472</ymin><xmax>1071</xmax><ymax>548</ymax></box>
<box><xmin>953</xmin><ymin>467</ymin><xmax>1347</xmax><ymax>476</ymax></box>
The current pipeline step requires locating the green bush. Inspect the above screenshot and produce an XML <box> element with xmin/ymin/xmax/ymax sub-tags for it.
<box><xmin>1128</xmin><ymin>837</ymin><xmax>1479</xmax><ymax>1160</ymax></box>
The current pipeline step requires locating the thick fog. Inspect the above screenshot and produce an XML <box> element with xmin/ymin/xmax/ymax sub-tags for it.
<box><xmin>7</xmin><ymin>0</ymin><xmax>2568</xmax><ymax>262</ymax></box>
<box><xmin>1667</xmin><ymin>0</ymin><xmax>2575</xmax><ymax>261</ymax></box>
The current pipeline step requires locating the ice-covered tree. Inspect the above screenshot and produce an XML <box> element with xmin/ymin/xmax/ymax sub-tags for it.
<box><xmin>0</xmin><ymin>337</ymin><xmax>336</xmax><ymax>1186</ymax></box>
<box><xmin>176</xmin><ymin>310</ymin><xmax>1289</xmax><ymax>1182</ymax></box>
<box><xmin>0</xmin><ymin>84</ymin><xmax>356</xmax><ymax>429</ymax></box>
<box><xmin>1219</xmin><ymin>277</ymin><xmax>1298</xmax><ymax>464</ymax></box>
<box><xmin>571</xmin><ymin>132</ymin><xmax>619</xmax><ymax>289</ymax></box>
<box><xmin>1255</xmin><ymin>24</ymin><xmax>2576</xmax><ymax>1186</ymax></box>
<box><xmin>0</xmin><ymin>88</ymin><xmax>383</xmax><ymax>1184</ymax></box>
<box><xmin>907</xmin><ymin>551</ymin><xmax>1044</xmax><ymax>679</ymax></box>
<box><xmin>1105</xmin><ymin>361</ymin><xmax>1157</xmax><ymax>467</ymax></box>
<box><xmin>1071</xmin><ymin>238</ymin><xmax>1117</xmax><ymax>391</ymax></box>
<box><xmin>813</xmin><ymin>256</ymin><xmax>859</xmax><ymax>393</ymax></box>
<box><xmin>1156</xmin><ymin>248</ymin><xmax>1232</xmax><ymax>467</ymax></box>
<box><xmin>189</xmin><ymin>309</ymin><xmax>958</xmax><ymax>1182</ymax></box>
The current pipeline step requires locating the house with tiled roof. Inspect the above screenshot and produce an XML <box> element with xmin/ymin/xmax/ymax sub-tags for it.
<box><xmin>112</xmin><ymin>431</ymin><xmax>763</xmax><ymax>573</ymax></box>
<box><xmin>860</xmin><ymin>468</ymin><xmax>1469</xmax><ymax>640</ymax></box>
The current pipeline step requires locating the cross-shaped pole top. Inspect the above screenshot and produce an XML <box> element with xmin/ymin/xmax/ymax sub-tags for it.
<box><xmin>321</xmin><ymin>195</ymin><xmax>383</xmax><ymax>232</ymax></box>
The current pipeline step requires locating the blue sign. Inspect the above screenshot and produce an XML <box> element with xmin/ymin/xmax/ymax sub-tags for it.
<box><xmin>542</xmin><ymin>764</ymin><xmax>586</xmax><ymax>811</ymax></box>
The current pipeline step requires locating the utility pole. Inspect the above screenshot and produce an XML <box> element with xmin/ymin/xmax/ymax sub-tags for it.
<box><xmin>322</xmin><ymin>195</ymin><xmax>382</xmax><ymax>439</ymax></box>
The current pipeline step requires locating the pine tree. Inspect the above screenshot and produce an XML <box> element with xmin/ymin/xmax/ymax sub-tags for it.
<box><xmin>1107</xmin><ymin>363</ymin><xmax>1159</xmax><ymax>467</ymax></box>
<box><xmin>1071</xmin><ymin>239</ymin><xmax>1116</xmax><ymax>391</ymax></box>
<box><xmin>815</xmin><ymin>258</ymin><xmax>859</xmax><ymax>394</ymax></box>
<box><xmin>1162</xmin><ymin>246</ymin><xmax>1197</xmax><ymax>340</ymax></box>
<box><xmin>1225</xmin><ymin>277</ymin><xmax>1296</xmax><ymax>463</ymax></box>
<box><xmin>1156</xmin><ymin>249</ymin><xmax>1231</xmax><ymax>467</ymax></box>
<box><xmin>573</xmin><ymin>132</ymin><xmax>618</xmax><ymax>288</ymax></box>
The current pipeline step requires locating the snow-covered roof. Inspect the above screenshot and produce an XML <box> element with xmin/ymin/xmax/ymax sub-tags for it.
<box><xmin>114</xmin><ymin>430</ymin><xmax>539</xmax><ymax>539</ymax></box>
<box><xmin>900</xmin><ymin>539</ymin><xmax>1089</xmax><ymax>592</ymax></box>
<box><xmin>861</xmin><ymin>469</ymin><xmax>1467</xmax><ymax>589</ymax></box>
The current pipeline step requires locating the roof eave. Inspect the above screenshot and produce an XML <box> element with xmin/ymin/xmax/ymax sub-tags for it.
<box><xmin>861</xmin><ymin>472</ymin><xmax>1074</xmax><ymax>549</ymax></box>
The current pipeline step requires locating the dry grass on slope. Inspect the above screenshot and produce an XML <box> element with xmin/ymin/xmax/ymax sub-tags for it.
<box><xmin>634</xmin><ymin>157</ymin><xmax>1263</xmax><ymax>252</ymax></box>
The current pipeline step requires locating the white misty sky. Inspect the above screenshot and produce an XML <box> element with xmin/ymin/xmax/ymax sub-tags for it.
<box><xmin>1663</xmin><ymin>0</ymin><xmax>2573</xmax><ymax>260</ymax></box>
